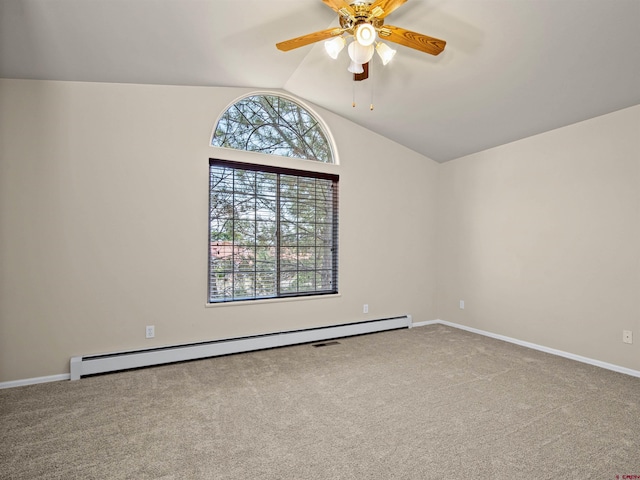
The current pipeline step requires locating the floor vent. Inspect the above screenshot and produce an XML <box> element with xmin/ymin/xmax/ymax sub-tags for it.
<box><xmin>70</xmin><ymin>315</ymin><xmax>411</xmax><ymax>380</ymax></box>
<box><xmin>312</xmin><ymin>341</ymin><xmax>341</xmax><ymax>348</ymax></box>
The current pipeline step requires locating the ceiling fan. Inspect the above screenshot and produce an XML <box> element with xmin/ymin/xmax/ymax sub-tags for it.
<box><xmin>276</xmin><ymin>0</ymin><xmax>446</xmax><ymax>81</ymax></box>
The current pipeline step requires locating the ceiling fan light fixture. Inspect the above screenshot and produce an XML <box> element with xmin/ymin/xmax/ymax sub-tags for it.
<box><xmin>348</xmin><ymin>61</ymin><xmax>364</xmax><ymax>74</ymax></box>
<box><xmin>348</xmin><ymin>40</ymin><xmax>375</xmax><ymax>65</ymax></box>
<box><xmin>376</xmin><ymin>42</ymin><xmax>396</xmax><ymax>65</ymax></box>
<box><xmin>355</xmin><ymin>23</ymin><xmax>376</xmax><ymax>47</ymax></box>
<box><xmin>324</xmin><ymin>36</ymin><xmax>346</xmax><ymax>59</ymax></box>
<box><xmin>275</xmin><ymin>0</ymin><xmax>446</xmax><ymax>87</ymax></box>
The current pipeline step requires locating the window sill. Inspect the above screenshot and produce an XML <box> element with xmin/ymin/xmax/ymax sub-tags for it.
<box><xmin>205</xmin><ymin>293</ymin><xmax>341</xmax><ymax>308</ymax></box>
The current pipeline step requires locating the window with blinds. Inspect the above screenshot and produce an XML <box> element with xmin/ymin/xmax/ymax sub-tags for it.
<box><xmin>208</xmin><ymin>159</ymin><xmax>338</xmax><ymax>303</ymax></box>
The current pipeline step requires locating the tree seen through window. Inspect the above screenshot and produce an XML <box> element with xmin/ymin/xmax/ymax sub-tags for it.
<box><xmin>209</xmin><ymin>94</ymin><xmax>337</xmax><ymax>303</ymax></box>
<box><xmin>211</xmin><ymin>95</ymin><xmax>334</xmax><ymax>163</ymax></box>
<box><xmin>209</xmin><ymin>161</ymin><xmax>338</xmax><ymax>302</ymax></box>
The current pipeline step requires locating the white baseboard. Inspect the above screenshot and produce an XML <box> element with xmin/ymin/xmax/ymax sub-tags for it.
<box><xmin>0</xmin><ymin>374</ymin><xmax>70</xmax><ymax>389</ymax></box>
<box><xmin>5</xmin><ymin>317</ymin><xmax>637</xmax><ymax>387</ymax></box>
<box><xmin>413</xmin><ymin>319</ymin><xmax>640</xmax><ymax>379</ymax></box>
<box><xmin>411</xmin><ymin>320</ymin><xmax>440</xmax><ymax>328</ymax></box>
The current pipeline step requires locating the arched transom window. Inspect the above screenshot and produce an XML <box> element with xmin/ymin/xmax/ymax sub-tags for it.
<box><xmin>211</xmin><ymin>94</ymin><xmax>334</xmax><ymax>163</ymax></box>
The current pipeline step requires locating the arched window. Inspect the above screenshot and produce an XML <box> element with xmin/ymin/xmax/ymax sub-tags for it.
<box><xmin>208</xmin><ymin>94</ymin><xmax>339</xmax><ymax>304</ymax></box>
<box><xmin>212</xmin><ymin>94</ymin><xmax>335</xmax><ymax>164</ymax></box>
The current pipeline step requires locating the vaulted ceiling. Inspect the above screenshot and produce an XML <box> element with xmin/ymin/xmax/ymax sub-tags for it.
<box><xmin>1</xmin><ymin>0</ymin><xmax>639</xmax><ymax>162</ymax></box>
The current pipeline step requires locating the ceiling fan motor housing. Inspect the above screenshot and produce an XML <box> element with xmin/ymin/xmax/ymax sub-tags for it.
<box><xmin>339</xmin><ymin>2</ymin><xmax>384</xmax><ymax>32</ymax></box>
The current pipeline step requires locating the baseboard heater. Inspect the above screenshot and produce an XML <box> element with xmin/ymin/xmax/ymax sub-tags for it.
<box><xmin>70</xmin><ymin>315</ymin><xmax>411</xmax><ymax>380</ymax></box>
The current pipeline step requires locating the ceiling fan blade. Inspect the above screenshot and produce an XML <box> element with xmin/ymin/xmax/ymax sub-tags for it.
<box><xmin>276</xmin><ymin>27</ymin><xmax>344</xmax><ymax>52</ymax></box>
<box><xmin>322</xmin><ymin>0</ymin><xmax>355</xmax><ymax>16</ymax></box>
<box><xmin>370</xmin><ymin>0</ymin><xmax>408</xmax><ymax>19</ymax></box>
<box><xmin>378</xmin><ymin>25</ymin><xmax>446</xmax><ymax>55</ymax></box>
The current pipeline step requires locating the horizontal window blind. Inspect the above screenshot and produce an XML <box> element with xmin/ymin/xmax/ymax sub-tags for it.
<box><xmin>209</xmin><ymin>159</ymin><xmax>338</xmax><ymax>303</ymax></box>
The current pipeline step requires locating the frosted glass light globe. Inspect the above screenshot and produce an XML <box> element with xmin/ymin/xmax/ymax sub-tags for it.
<box><xmin>348</xmin><ymin>41</ymin><xmax>374</xmax><ymax>64</ymax></box>
<box><xmin>324</xmin><ymin>36</ymin><xmax>346</xmax><ymax>59</ymax></box>
<box><xmin>348</xmin><ymin>61</ymin><xmax>364</xmax><ymax>74</ymax></box>
<box><xmin>355</xmin><ymin>23</ymin><xmax>376</xmax><ymax>47</ymax></box>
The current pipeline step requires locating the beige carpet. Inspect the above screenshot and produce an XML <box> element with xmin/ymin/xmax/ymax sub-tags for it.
<box><xmin>1</xmin><ymin>324</ymin><xmax>639</xmax><ymax>479</ymax></box>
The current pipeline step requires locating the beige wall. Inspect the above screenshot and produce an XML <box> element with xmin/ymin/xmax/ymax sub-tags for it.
<box><xmin>0</xmin><ymin>79</ymin><xmax>439</xmax><ymax>382</ymax></box>
<box><xmin>436</xmin><ymin>105</ymin><xmax>640</xmax><ymax>371</ymax></box>
<box><xmin>1</xmin><ymin>78</ymin><xmax>638</xmax><ymax>382</ymax></box>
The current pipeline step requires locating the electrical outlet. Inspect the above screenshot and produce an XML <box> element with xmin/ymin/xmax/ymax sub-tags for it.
<box><xmin>623</xmin><ymin>330</ymin><xmax>632</xmax><ymax>344</ymax></box>
<box><xmin>146</xmin><ymin>325</ymin><xmax>155</xmax><ymax>339</ymax></box>
<box><xmin>363</xmin><ymin>304</ymin><xmax>369</xmax><ymax>314</ymax></box>
<box><xmin>459</xmin><ymin>300</ymin><xmax>465</xmax><ymax>309</ymax></box>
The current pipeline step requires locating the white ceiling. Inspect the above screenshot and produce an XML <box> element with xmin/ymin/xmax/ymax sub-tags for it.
<box><xmin>1</xmin><ymin>0</ymin><xmax>639</xmax><ymax>162</ymax></box>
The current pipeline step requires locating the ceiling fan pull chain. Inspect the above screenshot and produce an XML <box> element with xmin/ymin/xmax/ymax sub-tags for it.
<box><xmin>370</xmin><ymin>60</ymin><xmax>374</xmax><ymax>111</ymax></box>
<box><xmin>352</xmin><ymin>79</ymin><xmax>356</xmax><ymax>108</ymax></box>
